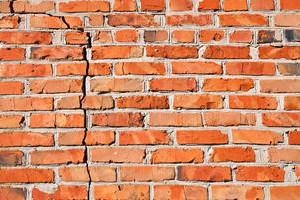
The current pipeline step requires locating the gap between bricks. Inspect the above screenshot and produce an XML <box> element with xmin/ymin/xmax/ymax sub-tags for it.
<box><xmin>80</xmin><ymin>32</ymin><xmax>92</xmax><ymax>200</ymax></box>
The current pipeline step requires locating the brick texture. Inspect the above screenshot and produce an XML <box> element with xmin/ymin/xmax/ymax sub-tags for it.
<box><xmin>0</xmin><ymin>0</ymin><xmax>299</xmax><ymax>200</ymax></box>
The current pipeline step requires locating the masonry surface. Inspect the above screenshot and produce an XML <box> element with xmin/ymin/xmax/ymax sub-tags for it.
<box><xmin>0</xmin><ymin>0</ymin><xmax>300</xmax><ymax>199</ymax></box>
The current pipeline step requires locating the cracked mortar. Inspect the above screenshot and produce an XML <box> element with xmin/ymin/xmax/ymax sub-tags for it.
<box><xmin>79</xmin><ymin>32</ymin><xmax>92</xmax><ymax>200</ymax></box>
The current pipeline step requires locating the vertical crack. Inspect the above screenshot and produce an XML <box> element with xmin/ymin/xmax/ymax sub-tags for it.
<box><xmin>61</xmin><ymin>16</ymin><xmax>71</xmax><ymax>29</ymax></box>
<box><xmin>9</xmin><ymin>0</ymin><xmax>15</xmax><ymax>13</ymax></box>
<box><xmin>80</xmin><ymin>32</ymin><xmax>92</xmax><ymax>200</ymax></box>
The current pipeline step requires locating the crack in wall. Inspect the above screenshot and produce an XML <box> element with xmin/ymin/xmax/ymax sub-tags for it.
<box><xmin>9</xmin><ymin>0</ymin><xmax>15</xmax><ymax>13</ymax></box>
<box><xmin>79</xmin><ymin>32</ymin><xmax>92</xmax><ymax>200</ymax></box>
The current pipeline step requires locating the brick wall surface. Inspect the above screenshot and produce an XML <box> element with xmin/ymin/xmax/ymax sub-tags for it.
<box><xmin>0</xmin><ymin>0</ymin><xmax>299</xmax><ymax>199</ymax></box>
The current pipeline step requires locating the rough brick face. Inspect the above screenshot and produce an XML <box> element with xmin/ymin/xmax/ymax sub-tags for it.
<box><xmin>0</xmin><ymin>0</ymin><xmax>299</xmax><ymax>199</ymax></box>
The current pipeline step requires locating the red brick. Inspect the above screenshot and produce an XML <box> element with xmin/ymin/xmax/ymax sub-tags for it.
<box><xmin>203</xmin><ymin>78</ymin><xmax>254</xmax><ymax>92</ymax></box>
<box><xmin>174</xmin><ymin>94</ymin><xmax>223</xmax><ymax>109</ymax></box>
<box><xmin>285</xmin><ymin>96</ymin><xmax>300</xmax><ymax>110</ymax></box>
<box><xmin>30</xmin><ymin>79</ymin><xmax>82</xmax><ymax>94</ymax></box>
<box><xmin>0</xmin><ymin>168</ymin><xmax>53</xmax><ymax>183</ymax></box>
<box><xmin>236</xmin><ymin>166</ymin><xmax>284</xmax><ymax>182</ymax></box>
<box><xmin>113</xmin><ymin>0</ymin><xmax>137</xmax><ymax>11</ymax></box>
<box><xmin>30</xmin><ymin>149</ymin><xmax>84</xmax><ymax>165</ymax></box>
<box><xmin>31</xmin><ymin>46</ymin><xmax>83</xmax><ymax>60</ymax></box>
<box><xmin>154</xmin><ymin>185</ymin><xmax>207</xmax><ymax>200</ymax></box>
<box><xmin>94</xmin><ymin>185</ymin><xmax>149</xmax><ymax>200</ymax></box>
<box><xmin>115</xmin><ymin>29</ymin><xmax>138</xmax><ymax>42</ymax></box>
<box><xmin>13</xmin><ymin>1</ymin><xmax>55</xmax><ymax>13</ymax></box>
<box><xmin>0</xmin><ymin>97</ymin><xmax>53</xmax><ymax>111</ymax></box>
<box><xmin>259</xmin><ymin>46</ymin><xmax>300</xmax><ymax>60</ymax></box>
<box><xmin>199</xmin><ymin>30</ymin><xmax>225</xmax><ymax>42</ymax></box>
<box><xmin>211</xmin><ymin>185</ymin><xmax>264</xmax><ymax>200</ymax></box>
<box><xmin>219</xmin><ymin>14</ymin><xmax>268</xmax><ymax>26</ymax></box>
<box><xmin>88</xmin><ymin>14</ymin><xmax>104</xmax><ymax>26</ymax></box>
<box><xmin>198</xmin><ymin>0</ymin><xmax>220</xmax><ymax>10</ymax></box>
<box><xmin>223</xmin><ymin>0</ymin><xmax>248</xmax><ymax>11</ymax></box>
<box><xmin>120</xmin><ymin>166</ymin><xmax>175</xmax><ymax>181</ymax></box>
<box><xmin>229</xmin><ymin>95</ymin><xmax>277</xmax><ymax>110</ymax></box>
<box><xmin>178</xmin><ymin>166</ymin><xmax>231</xmax><ymax>181</ymax></box>
<box><xmin>0</xmin><ymin>132</ymin><xmax>53</xmax><ymax>147</ymax></box>
<box><xmin>59</xmin><ymin>1</ymin><xmax>109</xmax><ymax>12</ymax></box>
<box><xmin>0</xmin><ymin>16</ymin><xmax>19</xmax><ymax>29</ymax></box>
<box><xmin>65</xmin><ymin>31</ymin><xmax>88</xmax><ymax>45</ymax></box>
<box><xmin>280</xmin><ymin>0</ymin><xmax>300</xmax><ymax>10</ymax></box>
<box><xmin>262</xmin><ymin>112</ymin><xmax>300</xmax><ymax>127</ymax></box>
<box><xmin>226</xmin><ymin>62</ymin><xmax>275</xmax><ymax>75</ymax></box>
<box><xmin>203</xmin><ymin>46</ymin><xmax>250</xmax><ymax>59</ymax></box>
<box><xmin>119</xmin><ymin>130</ymin><xmax>169</xmax><ymax>145</ymax></box>
<box><xmin>0</xmin><ymin>31</ymin><xmax>52</xmax><ymax>44</ymax></box>
<box><xmin>260</xmin><ymin>80</ymin><xmax>300</xmax><ymax>93</ymax></box>
<box><xmin>91</xmin><ymin>148</ymin><xmax>145</xmax><ymax>163</ymax></box>
<box><xmin>146</xmin><ymin>45</ymin><xmax>198</xmax><ymax>58</ymax></box>
<box><xmin>172</xmin><ymin>30</ymin><xmax>195</xmax><ymax>43</ymax></box>
<box><xmin>85</xmin><ymin>131</ymin><xmax>115</xmax><ymax>145</ymax></box>
<box><xmin>117</xmin><ymin>96</ymin><xmax>169</xmax><ymax>109</ymax></box>
<box><xmin>115</xmin><ymin>62</ymin><xmax>165</xmax><ymax>75</ymax></box>
<box><xmin>30</xmin><ymin>113</ymin><xmax>84</xmax><ymax>128</ymax></box>
<box><xmin>150</xmin><ymin>78</ymin><xmax>197</xmax><ymax>91</ymax></box>
<box><xmin>56</xmin><ymin>63</ymin><xmax>86</xmax><ymax>76</ymax></box>
<box><xmin>88</xmin><ymin>63</ymin><xmax>111</xmax><ymax>76</ymax></box>
<box><xmin>95</xmin><ymin>31</ymin><xmax>112</xmax><ymax>43</ymax></box>
<box><xmin>0</xmin><ymin>115</ymin><xmax>24</xmax><ymax>128</ymax></box>
<box><xmin>229</xmin><ymin>30</ymin><xmax>253</xmax><ymax>43</ymax></box>
<box><xmin>176</xmin><ymin>130</ymin><xmax>228</xmax><ymax>145</ymax></box>
<box><xmin>268</xmin><ymin>148</ymin><xmax>300</xmax><ymax>162</ymax></box>
<box><xmin>150</xmin><ymin>112</ymin><xmax>202</xmax><ymax>127</ymax></box>
<box><xmin>92</xmin><ymin>113</ymin><xmax>143</xmax><ymax>127</ymax></box>
<box><xmin>251</xmin><ymin>0</ymin><xmax>275</xmax><ymax>10</ymax></box>
<box><xmin>288</xmin><ymin>130</ymin><xmax>300</xmax><ymax>145</ymax></box>
<box><xmin>275</xmin><ymin>14</ymin><xmax>300</xmax><ymax>27</ymax></box>
<box><xmin>144</xmin><ymin>30</ymin><xmax>168</xmax><ymax>42</ymax></box>
<box><xmin>32</xmin><ymin>186</ymin><xmax>87</xmax><ymax>200</ymax></box>
<box><xmin>233</xmin><ymin>130</ymin><xmax>283</xmax><ymax>145</ymax></box>
<box><xmin>210</xmin><ymin>147</ymin><xmax>255</xmax><ymax>162</ymax></box>
<box><xmin>151</xmin><ymin>148</ymin><xmax>203</xmax><ymax>163</ymax></box>
<box><xmin>108</xmin><ymin>14</ymin><xmax>158</xmax><ymax>27</ymax></box>
<box><xmin>58</xmin><ymin>131</ymin><xmax>85</xmax><ymax>146</ymax></box>
<box><xmin>92</xmin><ymin>46</ymin><xmax>143</xmax><ymax>59</ymax></box>
<box><xmin>0</xmin><ymin>64</ymin><xmax>52</xmax><ymax>78</ymax></box>
<box><xmin>58</xmin><ymin>131</ymin><xmax>115</xmax><ymax>146</ymax></box>
<box><xmin>82</xmin><ymin>96</ymin><xmax>114</xmax><ymax>110</ymax></box>
<box><xmin>207</xmin><ymin>110</ymin><xmax>248</xmax><ymax>128</ymax></box>
<box><xmin>0</xmin><ymin>2</ymin><xmax>10</xmax><ymax>13</ymax></box>
<box><xmin>0</xmin><ymin>151</ymin><xmax>23</xmax><ymax>166</ymax></box>
<box><xmin>167</xmin><ymin>15</ymin><xmax>212</xmax><ymax>26</ymax></box>
<box><xmin>169</xmin><ymin>0</ymin><xmax>193</xmax><ymax>11</ymax></box>
<box><xmin>57</xmin><ymin>96</ymin><xmax>80</xmax><ymax>109</ymax></box>
<box><xmin>59</xmin><ymin>166</ymin><xmax>116</xmax><ymax>182</ymax></box>
<box><xmin>0</xmin><ymin>81</ymin><xmax>23</xmax><ymax>95</ymax></box>
<box><xmin>0</xmin><ymin>48</ymin><xmax>24</xmax><ymax>61</ymax></box>
<box><xmin>270</xmin><ymin>186</ymin><xmax>300</xmax><ymax>200</ymax></box>
<box><xmin>141</xmin><ymin>0</ymin><xmax>165</xmax><ymax>11</ymax></box>
<box><xmin>0</xmin><ymin>187</ymin><xmax>26</xmax><ymax>200</ymax></box>
<box><xmin>172</xmin><ymin>61</ymin><xmax>222</xmax><ymax>74</ymax></box>
<box><xmin>30</xmin><ymin>16</ymin><xmax>83</xmax><ymax>29</ymax></box>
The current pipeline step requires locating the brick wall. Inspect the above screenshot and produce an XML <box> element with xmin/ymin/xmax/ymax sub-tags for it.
<box><xmin>0</xmin><ymin>0</ymin><xmax>299</xmax><ymax>199</ymax></box>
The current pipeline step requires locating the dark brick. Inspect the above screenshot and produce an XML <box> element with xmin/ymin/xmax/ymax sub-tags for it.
<box><xmin>258</xmin><ymin>30</ymin><xmax>281</xmax><ymax>43</ymax></box>
<box><xmin>0</xmin><ymin>151</ymin><xmax>23</xmax><ymax>165</ymax></box>
<box><xmin>285</xmin><ymin>30</ymin><xmax>300</xmax><ymax>42</ymax></box>
<box><xmin>144</xmin><ymin>31</ymin><xmax>156</xmax><ymax>42</ymax></box>
<box><xmin>278</xmin><ymin>63</ymin><xmax>300</xmax><ymax>75</ymax></box>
